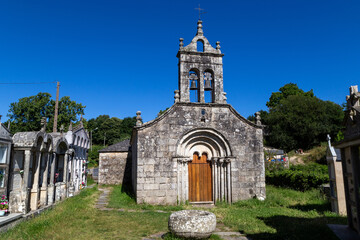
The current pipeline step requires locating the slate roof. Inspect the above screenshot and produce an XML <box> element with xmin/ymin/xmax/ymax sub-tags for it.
<box><xmin>264</xmin><ymin>146</ymin><xmax>284</xmax><ymax>155</ymax></box>
<box><xmin>98</xmin><ymin>139</ymin><xmax>130</xmax><ymax>153</ymax></box>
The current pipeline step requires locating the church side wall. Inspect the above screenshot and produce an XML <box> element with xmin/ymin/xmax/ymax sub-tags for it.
<box><xmin>135</xmin><ymin>104</ymin><xmax>265</xmax><ymax>205</ymax></box>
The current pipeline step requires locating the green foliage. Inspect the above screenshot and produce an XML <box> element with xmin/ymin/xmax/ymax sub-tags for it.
<box><xmin>266</xmin><ymin>83</ymin><xmax>314</xmax><ymax>109</ymax></box>
<box><xmin>87</xmin><ymin>115</ymin><xmax>136</xmax><ymax>145</ymax></box>
<box><xmin>6</xmin><ymin>92</ymin><xmax>85</xmax><ymax>134</ymax></box>
<box><xmin>303</xmin><ymin>143</ymin><xmax>327</xmax><ymax>164</ymax></box>
<box><xmin>87</xmin><ymin>144</ymin><xmax>104</xmax><ymax>167</ymax></box>
<box><xmin>266</xmin><ymin>163</ymin><xmax>329</xmax><ymax>191</ymax></box>
<box><xmin>265</xmin><ymin>94</ymin><xmax>344</xmax><ymax>151</ymax></box>
<box><xmin>86</xmin><ymin>175</ymin><xmax>95</xmax><ymax>186</ymax></box>
<box><xmin>158</xmin><ymin>107</ymin><xmax>169</xmax><ymax>117</ymax></box>
<box><xmin>335</xmin><ymin>130</ymin><xmax>344</xmax><ymax>142</ymax></box>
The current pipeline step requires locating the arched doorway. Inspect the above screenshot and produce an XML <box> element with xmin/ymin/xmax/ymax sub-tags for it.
<box><xmin>176</xmin><ymin>128</ymin><xmax>233</xmax><ymax>204</ymax></box>
<box><xmin>188</xmin><ymin>152</ymin><xmax>212</xmax><ymax>202</ymax></box>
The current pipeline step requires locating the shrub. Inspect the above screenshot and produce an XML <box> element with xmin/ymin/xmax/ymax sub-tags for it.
<box><xmin>266</xmin><ymin>163</ymin><xmax>329</xmax><ymax>191</ymax></box>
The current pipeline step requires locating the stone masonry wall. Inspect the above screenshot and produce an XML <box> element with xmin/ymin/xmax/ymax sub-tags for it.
<box><xmin>134</xmin><ymin>102</ymin><xmax>265</xmax><ymax>205</ymax></box>
<box><xmin>99</xmin><ymin>152</ymin><xmax>131</xmax><ymax>185</ymax></box>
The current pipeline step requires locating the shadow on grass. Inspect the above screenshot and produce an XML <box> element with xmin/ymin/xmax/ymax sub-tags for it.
<box><xmin>289</xmin><ymin>201</ymin><xmax>332</xmax><ymax>214</ymax></box>
<box><xmin>247</xmin><ymin>215</ymin><xmax>347</xmax><ymax>240</ymax></box>
<box><xmin>120</xmin><ymin>182</ymin><xmax>135</xmax><ymax>199</ymax></box>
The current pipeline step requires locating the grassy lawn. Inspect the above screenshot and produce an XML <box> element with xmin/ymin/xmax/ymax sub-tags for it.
<box><xmin>212</xmin><ymin>186</ymin><xmax>346</xmax><ymax>240</ymax></box>
<box><xmin>0</xmin><ymin>185</ymin><xmax>347</xmax><ymax>240</ymax></box>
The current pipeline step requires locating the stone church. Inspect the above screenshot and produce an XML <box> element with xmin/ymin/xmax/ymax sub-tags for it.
<box><xmin>129</xmin><ymin>20</ymin><xmax>265</xmax><ymax>205</ymax></box>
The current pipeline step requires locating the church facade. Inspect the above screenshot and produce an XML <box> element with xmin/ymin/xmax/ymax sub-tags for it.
<box><xmin>130</xmin><ymin>20</ymin><xmax>265</xmax><ymax>205</ymax></box>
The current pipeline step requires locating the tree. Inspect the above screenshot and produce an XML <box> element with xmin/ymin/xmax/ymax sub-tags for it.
<box><xmin>265</xmin><ymin>94</ymin><xmax>344</xmax><ymax>151</ymax></box>
<box><xmin>266</xmin><ymin>83</ymin><xmax>314</xmax><ymax>109</ymax></box>
<box><xmin>87</xmin><ymin>115</ymin><xmax>136</xmax><ymax>146</ymax></box>
<box><xmin>158</xmin><ymin>108</ymin><xmax>169</xmax><ymax>117</ymax></box>
<box><xmin>6</xmin><ymin>92</ymin><xmax>85</xmax><ymax>134</ymax></box>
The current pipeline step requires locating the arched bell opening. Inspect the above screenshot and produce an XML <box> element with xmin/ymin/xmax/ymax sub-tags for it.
<box><xmin>204</xmin><ymin>70</ymin><xmax>214</xmax><ymax>103</ymax></box>
<box><xmin>189</xmin><ymin>69</ymin><xmax>200</xmax><ymax>102</ymax></box>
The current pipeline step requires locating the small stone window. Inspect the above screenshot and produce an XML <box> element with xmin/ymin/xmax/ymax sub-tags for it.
<box><xmin>0</xmin><ymin>144</ymin><xmax>8</xmax><ymax>164</ymax></box>
<box><xmin>197</xmin><ymin>40</ymin><xmax>204</xmax><ymax>52</ymax></box>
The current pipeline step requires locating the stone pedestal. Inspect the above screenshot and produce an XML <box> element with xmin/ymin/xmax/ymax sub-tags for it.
<box><xmin>55</xmin><ymin>183</ymin><xmax>62</xmax><ymax>202</ymax></box>
<box><xmin>30</xmin><ymin>189</ymin><xmax>39</xmax><ymax>211</ymax></box>
<box><xmin>60</xmin><ymin>183</ymin><xmax>67</xmax><ymax>199</ymax></box>
<box><xmin>47</xmin><ymin>185</ymin><xmax>55</xmax><ymax>205</ymax></box>
<box><xmin>168</xmin><ymin>210</ymin><xmax>216</xmax><ymax>239</ymax></box>
<box><xmin>39</xmin><ymin>187</ymin><xmax>48</xmax><ymax>207</ymax></box>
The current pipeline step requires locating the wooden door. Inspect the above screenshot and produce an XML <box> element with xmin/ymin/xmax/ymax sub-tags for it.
<box><xmin>189</xmin><ymin>152</ymin><xmax>212</xmax><ymax>202</ymax></box>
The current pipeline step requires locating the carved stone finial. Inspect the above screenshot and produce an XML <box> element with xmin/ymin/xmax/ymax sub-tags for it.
<box><xmin>136</xmin><ymin>111</ymin><xmax>143</xmax><ymax>127</ymax></box>
<box><xmin>216</xmin><ymin>41</ymin><xmax>221</xmax><ymax>50</ymax></box>
<box><xmin>179</xmin><ymin>38</ymin><xmax>184</xmax><ymax>49</ymax></box>
<box><xmin>222</xmin><ymin>92</ymin><xmax>227</xmax><ymax>103</ymax></box>
<box><xmin>79</xmin><ymin>115</ymin><xmax>84</xmax><ymax>128</ymax></box>
<box><xmin>68</xmin><ymin>121</ymin><xmax>73</xmax><ymax>131</ymax></box>
<box><xmin>255</xmin><ymin>112</ymin><xmax>261</xmax><ymax>125</ymax></box>
<box><xmin>196</xmin><ymin>20</ymin><xmax>203</xmax><ymax>36</ymax></box>
<box><xmin>40</xmin><ymin>117</ymin><xmax>47</xmax><ymax>132</ymax></box>
<box><xmin>60</xmin><ymin>124</ymin><xmax>65</xmax><ymax>134</ymax></box>
<box><xmin>174</xmin><ymin>90</ymin><xmax>180</xmax><ymax>103</ymax></box>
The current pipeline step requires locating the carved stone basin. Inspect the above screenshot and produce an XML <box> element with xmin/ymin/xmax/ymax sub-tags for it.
<box><xmin>168</xmin><ymin>210</ymin><xmax>216</xmax><ymax>239</ymax></box>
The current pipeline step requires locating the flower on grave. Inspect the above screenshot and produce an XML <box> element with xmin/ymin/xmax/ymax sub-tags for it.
<box><xmin>0</xmin><ymin>195</ymin><xmax>9</xmax><ymax>211</ymax></box>
<box><xmin>19</xmin><ymin>170</ymin><xmax>24</xmax><ymax>175</ymax></box>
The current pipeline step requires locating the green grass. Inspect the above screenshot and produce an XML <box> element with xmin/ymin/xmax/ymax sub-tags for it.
<box><xmin>0</xmin><ymin>185</ymin><xmax>347</xmax><ymax>240</ymax></box>
<box><xmin>86</xmin><ymin>175</ymin><xmax>95</xmax><ymax>186</ymax></box>
<box><xmin>211</xmin><ymin>186</ymin><xmax>346</xmax><ymax>240</ymax></box>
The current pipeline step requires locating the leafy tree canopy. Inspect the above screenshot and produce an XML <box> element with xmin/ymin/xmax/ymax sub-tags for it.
<box><xmin>265</xmin><ymin>94</ymin><xmax>344</xmax><ymax>151</ymax></box>
<box><xmin>87</xmin><ymin>115</ymin><xmax>136</xmax><ymax>146</ymax></box>
<box><xmin>266</xmin><ymin>83</ymin><xmax>314</xmax><ymax>109</ymax></box>
<box><xmin>6</xmin><ymin>92</ymin><xmax>85</xmax><ymax>134</ymax></box>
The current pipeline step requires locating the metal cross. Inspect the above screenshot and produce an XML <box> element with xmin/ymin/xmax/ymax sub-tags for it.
<box><xmin>195</xmin><ymin>4</ymin><xmax>206</xmax><ymax>20</ymax></box>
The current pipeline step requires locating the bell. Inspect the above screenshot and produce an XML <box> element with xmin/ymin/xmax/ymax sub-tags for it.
<box><xmin>204</xmin><ymin>80</ymin><xmax>212</xmax><ymax>90</ymax></box>
<box><xmin>190</xmin><ymin>80</ymin><xmax>197</xmax><ymax>90</ymax></box>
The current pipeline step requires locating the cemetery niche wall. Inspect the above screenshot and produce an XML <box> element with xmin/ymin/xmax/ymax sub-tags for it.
<box><xmin>334</xmin><ymin>85</ymin><xmax>360</xmax><ymax>237</ymax></box>
<box><xmin>7</xmin><ymin>118</ymin><xmax>89</xmax><ymax>214</ymax></box>
<box><xmin>0</xmin><ymin>116</ymin><xmax>12</xmax><ymax>197</ymax></box>
<box><xmin>130</xmin><ymin>20</ymin><xmax>265</xmax><ymax>205</ymax></box>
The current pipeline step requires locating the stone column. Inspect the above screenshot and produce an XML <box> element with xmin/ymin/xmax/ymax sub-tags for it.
<box><xmin>48</xmin><ymin>152</ymin><xmax>56</xmax><ymax>205</ymax></box>
<box><xmin>176</xmin><ymin>159</ymin><xmax>181</xmax><ymax>203</ymax></box>
<box><xmin>40</xmin><ymin>152</ymin><xmax>50</xmax><ymax>206</ymax></box>
<box><xmin>80</xmin><ymin>156</ymin><xmax>84</xmax><ymax>187</ymax></box>
<box><xmin>30</xmin><ymin>151</ymin><xmax>42</xmax><ymax>211</ymax></box>
<box><xmin>13</xmin><ymin>150</ymin><xmax>32</xmax><ymax>213</ymax></box>
<box><xmin>211</xmin><ymin>158</ymin><xmax>217</xmax><ymax>203</ymax></box>
<box><xmin>224</xmin><ymin>159</ymin><xmax>231</xmax><ymax>203</ymax></box>
<box><xmin>68</xmin><ymin>154</ymin><xmax>75</xmax><ymax>197</ymax></box>
<box><xmin>219</xmin><ymin>158</ymin><xmax>225</xmax><ymax>201</ymax></box>
<box><xmin>199</xmin><ymin>69</ymin><xmax>204</xmax><ymax>103</ymax></box>
<box><xmin>61</xmin><ymin>153</ymin><xmax>69</xmax><ymax>199</ymax></box>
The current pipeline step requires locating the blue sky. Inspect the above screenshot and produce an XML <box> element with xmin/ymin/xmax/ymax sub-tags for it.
<box><xmin>0</xmin><ymin>0</ymin><xmax>359</xmax><ymax>123</ymax></box>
